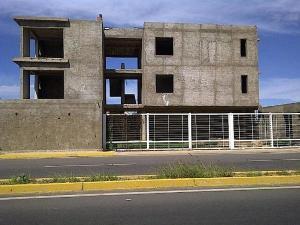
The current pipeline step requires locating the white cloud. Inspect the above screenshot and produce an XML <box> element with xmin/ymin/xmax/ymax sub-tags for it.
<box><xmin>0</xmin><ymin>85</ymin><xmax>19</xmax><ymax>99</ymax></box>
<box><xmin>0</xmin><ymin>84</ymin><xmax>36</xmax><ymax>99</ymax></box>
<box><xmin>260</xmin><ymin>78</ymin><xmax>300</xmax><ymax>102</ymax></box>
<box><xmin>0</xmin><ymin>0</ymin><xmax>300</xmax><ymax>33</ymax></box>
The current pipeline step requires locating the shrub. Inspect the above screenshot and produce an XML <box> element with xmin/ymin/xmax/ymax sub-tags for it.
<box><xmin>10</xmin><ymin>174</ymin><xmax>32</xmax><ymax>184</ymax></box>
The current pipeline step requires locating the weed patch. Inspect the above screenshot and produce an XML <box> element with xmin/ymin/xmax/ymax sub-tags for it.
<box><xmin>157</xmin><ymin>162</ymin><xmax>233</xmax><ymax>179</ymax></box>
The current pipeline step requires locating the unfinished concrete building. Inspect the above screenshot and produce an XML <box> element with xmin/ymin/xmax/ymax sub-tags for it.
<box><xmin>0</xmin><ymin>16</ymin><xmax>259</xmax><ymax>151</ymax></box>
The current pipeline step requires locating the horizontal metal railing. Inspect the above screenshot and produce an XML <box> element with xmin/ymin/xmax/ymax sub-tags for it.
<box><xmin>105</xmin><ymin>113</ymin><xmax>300</xmax><ymax>150</ymax></box>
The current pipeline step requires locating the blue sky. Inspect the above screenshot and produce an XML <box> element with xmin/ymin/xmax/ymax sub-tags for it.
<box><xmin>0</xmin><ymin>0</ymin><xmax>300</xmax><ymax>106</ymax></box>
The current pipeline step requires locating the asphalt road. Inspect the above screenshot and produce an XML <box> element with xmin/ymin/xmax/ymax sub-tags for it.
<box><xmin>0</xmin><ymin>187</ymin><xmax>299</xmax><ymax>225</ymax></box>
<box><xmin>0</xmin><ymin>152</ymin><xmax>300</xmax><ymax>178</ymax></box>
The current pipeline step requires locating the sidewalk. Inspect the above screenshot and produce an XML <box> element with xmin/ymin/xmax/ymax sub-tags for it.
<box><xmin>0</xmin><ymin>148</ymin><xmax>300</xmax><ymax>160</ymax></box>
<box><xmin>0</xmin><ymin>150</ymin><xmax>115</xmax><ymax>159</ymax></box>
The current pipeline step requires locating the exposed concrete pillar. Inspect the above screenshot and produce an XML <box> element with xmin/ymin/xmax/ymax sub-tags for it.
<box><xmin>21</xmin><ymin>27</ymin><xmax>30</xmax><ymax>57</ymax></box>
<box><xmin>20</xmin><ymin>69</ymin><xmax>30</xmax><ymax>99</ymax></box>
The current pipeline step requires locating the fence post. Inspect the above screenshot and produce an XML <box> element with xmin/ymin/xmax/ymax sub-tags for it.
<box><xmin>146</xmin><ymin>113</ymin><xmax>149</xmax><ymax>150</ymax></box>
<box><xmin>269</xmin><ymin>113</ymin><xmax>274</xmax><ymax>148</ymax></box>
<box><xmin>228</xmin><ymin>113</ymin><xmax>235</xmax><ymax>150</ymax></box>
<box><xmin>188</xmin><ymin>113</ymin><xmax>192</xmax><ymax>149</ymax></box>
<box><xmin>102</xmin><ymin>113</ymin><xmax>106</xmax><ymax>150</ymax></box>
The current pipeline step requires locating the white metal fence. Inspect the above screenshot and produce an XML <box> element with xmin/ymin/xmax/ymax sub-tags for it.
<box><xmin>105</xmin><ymin>113</ymin><xmax>300</xmax><ymax>150</ymax></box>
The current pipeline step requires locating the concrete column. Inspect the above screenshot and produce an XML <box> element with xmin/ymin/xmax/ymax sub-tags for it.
<box><xmin>21</xmin><ymin>27</ymin><xmax>30</xmax><ymax>57</ymax></box>
<box><xmin>20</xmin><ymin>69</ymin><xmax>30</xmax><ymax>99</ymax></box>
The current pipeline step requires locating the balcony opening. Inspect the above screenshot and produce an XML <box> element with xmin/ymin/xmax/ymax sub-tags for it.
<box><xmin>29</xmin><ymin>70</ymin><xmax>64</xmax><ymax>99</ymax></box>
<box><xmin>105</xmin><ymin>38</ymin><xmax>142</xmax><ymax>69</ymax></box>
<box><xmin>105</xmin><ymin>78</ymin><xmax>140</xmax><ymax>105</ymax></box>
<box><xmin>26</xmin><ymin>28</ymin><xmax>63</xmax><ymax>58</ymax></box>
<box><xmin>155</xmin><ymin>37</ymin><xmax>173</xmax><ymax>55</ymax></box>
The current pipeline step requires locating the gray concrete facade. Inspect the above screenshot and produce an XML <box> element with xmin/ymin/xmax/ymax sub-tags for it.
<box><xmin>0</xmin><ymin>16</ymin><xmax>259</xmax><ymax>150</ymax></box>
<box><xmin>142</xmin><ymin>23</ymin><xmax>259</xmax><ymax>109</ymax></box>
<box><xmin>1</xmin><ymin>16</ymin><xmax>104</xmax><ymax>150</ymax></box>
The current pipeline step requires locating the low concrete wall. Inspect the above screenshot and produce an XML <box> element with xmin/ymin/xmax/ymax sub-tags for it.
<box><xmin>0</xmin><ymin>100</ymin><xmax>102</xmax><ymax>151</ymax></box>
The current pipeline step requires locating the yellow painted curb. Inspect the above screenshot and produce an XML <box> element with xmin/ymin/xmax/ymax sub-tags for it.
<box><xmin>83</xmin><ymin>179</ymin><xmax>196</xmax><ymax>191</ymax></box>
<box><xmin>193</xmin><ymin>176</ymin><xmax>300</xmax><ymax>187</ymax></box>
<box><xmin>0</xmin><ymin>175</ymin><xmax>300</xmax><ymax>195</ymax></box>
<box><xmin>0</xmin><ymin>182</ymin><xmax>82</xmax><ymax>194</ymax></box>
<box><xmin>84</xmin><ymin>175</ymin><xmax>300</xmax><ymax>191</ymax></box>
<box><xmin>0</xmin><ymin>151</ymin><xmax>115</xmax><ymax>159</ymax></box>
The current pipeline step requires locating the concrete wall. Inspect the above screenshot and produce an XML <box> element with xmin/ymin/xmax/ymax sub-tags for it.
<box><xmin>262</xmin><ymin>102</ymin><xmax>300</xmax><ymax>113</ymax></box>
<box><xmin>142</xmin><ymin>23</ymin><xmax>259</xmax><ymax>109</ymax></box>
<box><xmin>0</xmin><ymin>100</ymin><xmax>102</xmax><ymax>151</ymax></box>
<box><xmin>64</xmin><ymin>20</ymin><xmax>103</xmax><ymax>100</ymax></box>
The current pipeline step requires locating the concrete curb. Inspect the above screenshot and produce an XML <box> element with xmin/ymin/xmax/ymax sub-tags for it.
<box><xmin>0</xmin><ymin>175</ymin><xmax>299</xmax><ymax>195</ymax></box>
<box><xmin>0</xmin><ymin>151</ymin><xmax>115</xmax><ymax>159</ymax></box>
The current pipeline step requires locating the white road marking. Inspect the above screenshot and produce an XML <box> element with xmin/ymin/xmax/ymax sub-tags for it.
<box><xmin>0</xmin><ymin>186</ymin><xmax>299</xmax><ymax>201</ymax></box>
<box><xmin>44</xmin><ymin>163</ymin><xmax>136</xmax><ymax>168</ymax></box>
<box><xmin>107</xmin><ymin>163</ymin><xmax>137</xmax><ymax>166</ymax></box>
<box><xmin>44</xmin><ymin>164</ymin><xmax>103</xmax><ymax>168</ymax></box>
<box><xmin>249</xmin><ymin>159</ymin><xmax>274</xmax><ymax>162</ymax></box>
<box><xmin>249</xmin><ymin>158</ymin><xmax>300</xmax><ymax>162</ymax></box>
<box><xmin>282</xmin><ymin>159</ymin><xmax>300</xmax><ymax>161</ymax></box>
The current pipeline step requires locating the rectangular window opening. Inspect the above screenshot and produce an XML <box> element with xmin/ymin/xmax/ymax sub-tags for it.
<box><xmin>240</xmin><ymin>39</ymin><xmax>247</xmax><ymax>57</ymax></box>
<box><xmin>156</xmin><ymin>75</ymin><xmax>174</xmax><ymax>93</ymax></box>
<box><xmin>155</xmin><ymin>37</ymin><xmax>173</xmax><ymax>55</ymax></box>
<box><xmin>241</xmin><ymin>75</ymin><xmax>248</xmax><ymax>94</ymax></box>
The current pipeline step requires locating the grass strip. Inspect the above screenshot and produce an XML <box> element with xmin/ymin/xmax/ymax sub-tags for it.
<box><xmin>1</xmin><ymin>163</ymin><xmax>299</xmax><ymax>185</ymax></box>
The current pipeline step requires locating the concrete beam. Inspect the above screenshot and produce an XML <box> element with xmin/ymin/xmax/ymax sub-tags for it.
<box><xmin>104</xmin><ymin>28</ymin><xmax>143</xmax><ymax>39</ymax></box>
<box><xmin>105</xmin><ymin>69</ymin><xmax>142</xmax><ymax>76</ymax></box>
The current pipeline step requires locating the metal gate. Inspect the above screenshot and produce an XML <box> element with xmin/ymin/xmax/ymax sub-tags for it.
<box><xmin>105</xmin><ymin>113</ymin><xmax>300</xmax><ymax>150</ymax></box>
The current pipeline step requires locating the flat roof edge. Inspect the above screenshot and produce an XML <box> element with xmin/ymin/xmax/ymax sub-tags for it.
<box><xmin>13</xmin><ymin>16</ymin><xmax>69</xmax><ymax>25</ymax></box>
<box><xmin>144</xmin><ymin>22</ymin><xmax>257</xmax><ymax>29</ymax></box>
